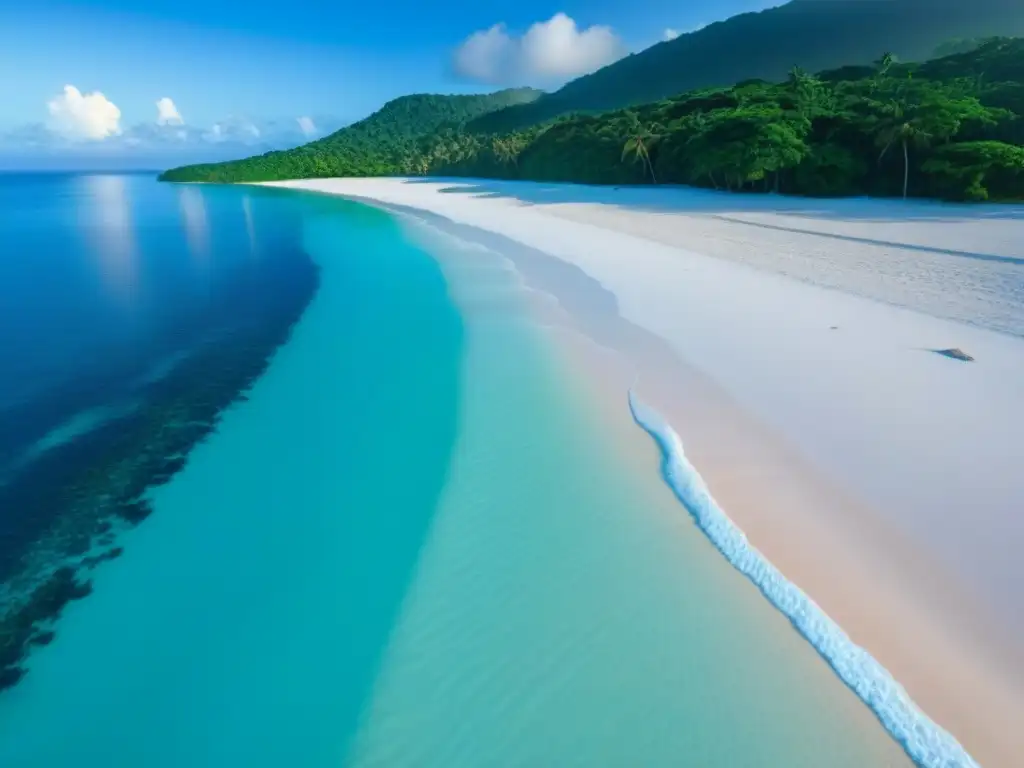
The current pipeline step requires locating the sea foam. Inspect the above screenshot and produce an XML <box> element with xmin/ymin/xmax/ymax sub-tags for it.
<box><xmin>627</xmin><ymin>391</ymin><xmax>979</xmax><ymax>768</ymax></box>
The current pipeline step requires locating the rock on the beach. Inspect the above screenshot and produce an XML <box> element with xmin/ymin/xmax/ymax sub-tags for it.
<box><xmin>933</xmin><ymin>348</ymin><xmax>975</xmax><ymax>362</ymax></box>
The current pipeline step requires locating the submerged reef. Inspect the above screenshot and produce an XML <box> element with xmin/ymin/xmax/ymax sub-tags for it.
<box><xmin>0</xmin><ymin>568</ymin><xmax>92</xmax><ymax>689</ymax></box>
<box><xmin>0</xmin><ymin>250</ymin><xmax>320</xmax><ymax>692</ymax></box>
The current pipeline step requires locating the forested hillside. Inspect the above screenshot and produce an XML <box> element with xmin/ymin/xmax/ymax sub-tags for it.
<box><xmin>160</xmin><ymin>39</ymin><xmax>1024</xmax><ymax>202</ymax></box>
<box><xmin>160</xmin><ymin>88</ymin><xmax>541</xmax><ymax>181</ymax></box>
<box><xmin>470</xmin><ymin>0</ymin><xmax>1024</xmax><ymax>133</ymax></box>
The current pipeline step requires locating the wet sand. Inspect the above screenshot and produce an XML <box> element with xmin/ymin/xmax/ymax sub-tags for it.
<box><xmin>534</xmin><ymin>266</ymin><xmax>1024</xmax><ymax>768</ymax></box>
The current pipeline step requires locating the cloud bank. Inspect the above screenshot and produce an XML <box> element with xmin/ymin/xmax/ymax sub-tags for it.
<box><xmin>4</xmin><ymin>85</ymin><xmax>347</xmax><ymax>169</ymax></box>
<box><xmin>454</xmin><ymin>13</ymin><xmax>626</xmax><ymax>85</ymax></box>
<box><xmin>296</xmin><ymin>116</ymin><xmax>317</xmax><ymax>136</ymax></box>
<box><xmin>156</xmin><ymin>97</ymin><xmax>184</xmax><ymax>126</ymax></box>
<box><xmin>47</xmin><ymin>85</ymin><xmax>122</xmax><ymax>140</ymax></box>
<box><xmin>662</xmin><ymin>22</ymin><xmax>706</xmax><ymax>42</ymax></box>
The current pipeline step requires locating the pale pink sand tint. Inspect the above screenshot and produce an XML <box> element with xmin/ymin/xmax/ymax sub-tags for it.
<box><xmin>478</xmin><ymin>220</ymin><xmax>1024</xmax><ymax>768</ymax></box>
<box><xmin>552</xmin><ymin>310</ymin><xmax>1024</xmax><ymax>768</ymax></box>
<box><xmin>259</xmin><ymin>178</ymin><xmax>1024</xmax><ymax>767</ymax></box>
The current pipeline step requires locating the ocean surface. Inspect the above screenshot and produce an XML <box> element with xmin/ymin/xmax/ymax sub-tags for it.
<box><xmin>0</xmin><ymin>173</ymin><xmax>914</xmax><ymax>766</ymax></box>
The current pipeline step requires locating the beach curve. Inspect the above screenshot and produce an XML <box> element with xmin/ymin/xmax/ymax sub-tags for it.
<box><xmin>628</xmin><ymin>392</ymin><xmax>976</xmax><ymax>768</ymax></box>
<box><xmin>254</xmin><ymin>177</ymin><xmax>1024</xmax><ymax>768</ymax></box>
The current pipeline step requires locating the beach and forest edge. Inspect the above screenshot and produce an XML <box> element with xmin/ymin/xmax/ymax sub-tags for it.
<box><xmin>2</xmin><ymin>2</ymin><xmax>1024</xmax><ymax>767</ymax></box>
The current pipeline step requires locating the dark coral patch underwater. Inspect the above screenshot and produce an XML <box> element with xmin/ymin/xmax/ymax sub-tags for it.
<box><xmin>0</xmin><ymin>249</ymin><xmax>320</xmax><ymax>692</ymax></box>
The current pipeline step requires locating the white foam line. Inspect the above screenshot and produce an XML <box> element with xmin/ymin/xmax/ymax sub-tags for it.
<box><xmin>627</xmin><ymin>390</ymin><xmax>980</xmax><ymax>768</ymax></box>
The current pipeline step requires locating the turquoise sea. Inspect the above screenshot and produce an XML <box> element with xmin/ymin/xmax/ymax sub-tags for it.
<box><xmin>0</xmin><ymin>174</ymin><xmax>912</xmax><ymax>766</ymax></box>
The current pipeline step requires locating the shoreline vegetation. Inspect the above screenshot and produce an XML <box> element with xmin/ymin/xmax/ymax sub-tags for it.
<box><xmin>161</xmin><ymin>39</ymin><xmax>1024</xmax><ymax>202</ymax></box>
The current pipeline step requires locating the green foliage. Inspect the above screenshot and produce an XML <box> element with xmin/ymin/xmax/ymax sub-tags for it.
<box><xmin>922</xmin><ymin>141</ymin><xmax>1024</xmax><ymax>200</ymax></box>
<box><xmin>159</xmin><ymin>88</ymin><xmax>542</xmax><ymax>183</ymax></box>
<box><xmin>916</xmin><ymin>37</ymin><xmax>1024</xmax><ymax>82</ymax></box>
<box><xmin>791</xmin><ymin>143</ymin><xmax>868</xmax><ymax>197</ymax></box>
<box><xmin>467</xmin><ymin>0</ymin><xmax>1024</xmax><ymax>133</ymax></box>
<box><xmin>668</xmin><ymin>106</ymin><xmax>810</xmax><ymax>190</ymax></box>
<box><xmin>161</xmin><ymin>39</ymin><xmax>1024</xmax><ymax>202</ymax></box>
<box><xmin>621</xmin><ymin>113</ymin><xmax>662</xmax><ymax>183</ymax></box>
<box><xmin>933</xmin><ymin>38</ymin><xmax>991</xmax><ymax>59</ymax></box>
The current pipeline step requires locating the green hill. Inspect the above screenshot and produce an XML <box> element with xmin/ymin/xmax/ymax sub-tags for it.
<box><xmin>469</xmin><ymin>0</ymin><xmax>1024</xmax><ymax>134</ymax></box>
<box><xmin>159</xmin><ymin>88</ymin><xmax>542</xmax><ymax>182</ymax></box>
<box><xmin>160</xmin><ymin>37</ymin><xmax>1024</xmax><ymax>202</ymax></box>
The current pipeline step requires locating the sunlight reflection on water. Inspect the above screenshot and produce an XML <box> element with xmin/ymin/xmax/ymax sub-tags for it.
<box><xmin>79</xmin><ymin>174</ymin><xmax>139</xmax><ymax>302</ymax></box>
<box><xmin>242</xmin><ymin>194</ymin><xmax>258</xmax><ymax>259</ymax></box>
<box><xmin>177</xmin><ymin>185</ymin><xmax>211</xmax><ymax>265</ymax></box>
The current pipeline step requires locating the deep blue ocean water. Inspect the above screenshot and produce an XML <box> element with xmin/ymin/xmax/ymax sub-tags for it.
<box><xmin>0</xmin><ymin>174</ymin><xmax>471</xmax><ymax>764</ymax></box>
<box><xmin>0</xmin><ymin>174</ymin><xmax>327</xmax><ymax>686</ymax></box>
<box><xmin>0</xmin><ymin>173</ymin><xmax>914</xmax><ymax>767</ymax></box>
<box><xmin>0</xmin><ymin>174</ymin><xmax>301</xmax><ymax>462</ymax></box>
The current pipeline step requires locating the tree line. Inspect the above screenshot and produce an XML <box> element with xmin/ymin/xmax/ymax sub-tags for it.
<box><xmin>466</xmin><ymin>0</ymin><xmax>1024</xmax><ymax>134</ymax></box>
<box><xmin>161</xmin><ymin>38</ymin><xmax>1024</xmax><ymax>202</ymax></box>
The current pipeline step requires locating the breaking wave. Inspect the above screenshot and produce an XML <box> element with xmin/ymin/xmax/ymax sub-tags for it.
<box><xmin>628</xmin><ymin>391</ymin><xmax>979</xmax><ymax>768</ymax></box>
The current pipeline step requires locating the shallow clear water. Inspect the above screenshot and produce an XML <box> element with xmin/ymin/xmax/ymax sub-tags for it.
<box><xmin>0</xmin><ymin>176</ymin><xmax>911</xmax><ymax>766</ymax></box>
<box><xmin>0</xmin><ymin>193</ymin><xmax>462</xmax><ymax>764</ymax></box>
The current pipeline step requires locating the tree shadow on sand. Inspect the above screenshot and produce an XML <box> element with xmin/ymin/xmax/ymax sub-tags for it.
<box><xmin>401</xmin><ymin>178</ymin><xmax>1024</xmax><ymax>266</ymax></box>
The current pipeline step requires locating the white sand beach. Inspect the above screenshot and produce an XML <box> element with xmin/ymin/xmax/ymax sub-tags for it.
<box><xmin>259</xmin><ymin>178</ymin><xmax>1024</xmax><ymax>767</ymax></box>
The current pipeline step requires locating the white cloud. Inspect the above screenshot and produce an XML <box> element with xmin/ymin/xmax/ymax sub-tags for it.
<box><xmin>454</xmin><ymin>13</ymin><xmax>625</xmax><ymax>85</ymax></box>
<box><xmin>121</xmin><ymin>121</ymin><xmax>204</xmax><ymax>145</ymax></box>
<box><xmin>156</xmin><ymin>97</ymin><xmax>184</xmax><ymax>125</ymax></box>
<box><xmin>202</xmin><ymin>117</ymin><xmax>262</xmax><ymax>144</ymax></box>
<box><xmin>3</xmin><ymin>98</ymin><xmax>347</xmax><ymax>167</ymax></box>
<box><xmin>663</xmin><ymin>22</ymin><xmax>706</xmax><ymax>42</ymax></box>
<box><xmin>454</xmin><ymin>24</ymin><xmax>515</xmax><ymax>83</ymax></box>
<box><xmin>521</xmin><ymin>14</ymin><xmax>624</xmax><ymax>79</ymax></box>
<box><xmin>47</xmin><ymin>85</ymin><xmax>122</xmax><ymax>140</ymax></box>
<box><xmin>0</xmin><ymin>123</ymin><xmax>49</xmax><ymax>149</ymax></box>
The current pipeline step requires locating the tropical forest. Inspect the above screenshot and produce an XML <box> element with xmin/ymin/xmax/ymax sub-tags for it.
<box><xmin>161</xmin><ymin>36</ymin><xmax>1024</xmax><ymax>202</ymax></box>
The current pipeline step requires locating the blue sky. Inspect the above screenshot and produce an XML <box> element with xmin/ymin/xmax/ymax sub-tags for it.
<box><xmin>0</xmin><ymin>0</ymin><xmax>777</xmax><ymax>168</ymax></box>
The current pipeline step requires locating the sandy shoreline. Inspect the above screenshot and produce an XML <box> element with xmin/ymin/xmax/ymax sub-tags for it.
<box><xmin>257</xmin><ymin>177</ymin><xmax>1024</xmax><ymax>766</ymax></box>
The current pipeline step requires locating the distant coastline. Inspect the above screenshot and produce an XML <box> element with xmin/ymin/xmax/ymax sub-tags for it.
<box><xmin>160</xmin><ymin>39</ymin><xmax>1024</xmax><ymax>204</ymax></box>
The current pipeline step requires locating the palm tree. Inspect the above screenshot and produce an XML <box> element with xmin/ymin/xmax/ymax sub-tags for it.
<box><xmin>398</xmin><ymin>153</ymin><xmax>416</xmax><ymax>176</ymax></box>
<box><xmin>788</xmin><ymin>66</ymin><xmax>814</xmax><ymax>92</ymax></box>
<box><xmin>788</xmin><ymin>65</ymin><xmax>823</xmax><ymax>117</ymax></box>
<box><xmin>431</xmin><ymin>143</ymin><xmax>450</xmax><ymax>168</ymax></box>
<box><xmin>492</xmin><ymin>136</ymin><xmax>524</xmax><ymax>170</ymax></box>
<box><xmin>875</xmin><ymin>100</ymin><xmax>933</xmax><ymax>199</ymax></box>
<box><xmin>869</xmin><ymin>52</ymin><xmax>897</xmax><ymax>94</ymax></box>
<box><xmin>875</xmin><ymin>52</ymin><xmax>896</xmax><ymax>77</ymax></box>
<box><xmin>622</xmin><ymin>114</ymin><xmax>661</xmax><ymax>183</ymax></box>
<box><xmin>492</xmin><ymin>137</ymin><xmax>511</xmax><ymax>165</ymax></box>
